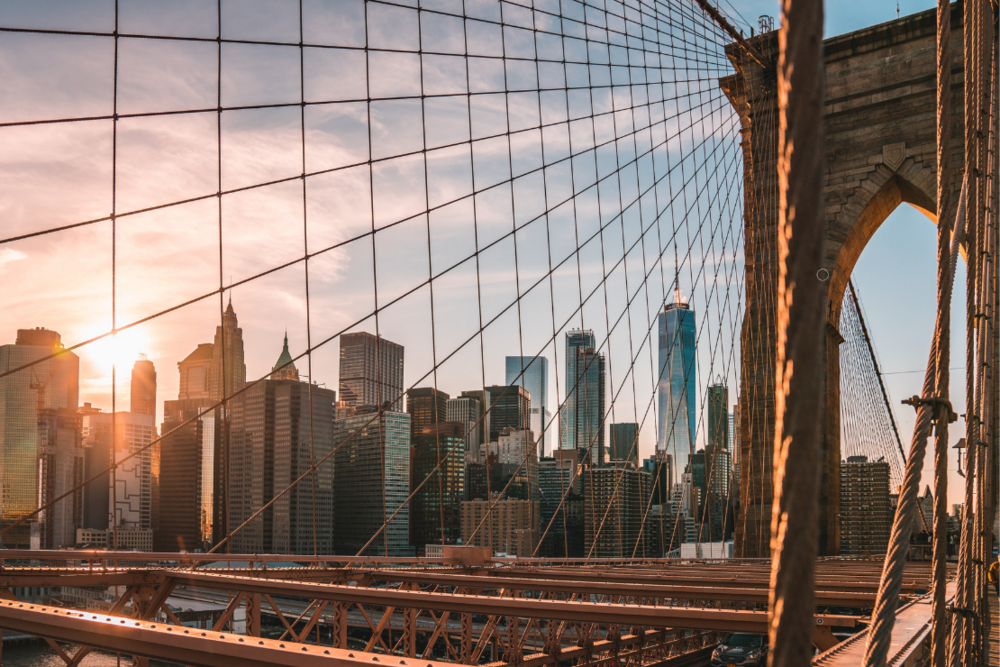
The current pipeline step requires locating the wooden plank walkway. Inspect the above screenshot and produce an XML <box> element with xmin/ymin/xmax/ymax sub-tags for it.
<box><xmin>989</xmin><ymin>582</ymin><xmax>998</xmax><ymax>667</ymax></box>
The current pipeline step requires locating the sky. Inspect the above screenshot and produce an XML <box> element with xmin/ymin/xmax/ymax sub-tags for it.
<box><xmin>0</xmin><ymin>0</ymin><xmax>974</xmax><ymax>507</ymax></box>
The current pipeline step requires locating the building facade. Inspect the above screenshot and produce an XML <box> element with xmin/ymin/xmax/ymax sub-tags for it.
<box><xmin>484</xmin><ymin>385</ymin><xmax>531</xmax><ymax>442</ymax></box>
<box><xmin>560</xmin><ymin>330</ymin><xmax>606</xmax><ymax>466</ymax></box>
<box><xmin>461</xmin><ymin>496</ymin><xmax>539</xmax><ymax>557</ymax></box>
<box><xmin>406</xmin><ymin>387</ymin><xmax>449</xmax><ymax>434</ymax></box>
<box><xmin>0</xmin><ymin>328</ymin><xmax>79</xmax><ymax>547</ymax></box>
<box><xmin>583</xmin><ymin>463</ymin><xmax>652</xmax><ymax>558</ymax></box>
<box><xmin>228</xmin><ymin>345</ymin><xmax>336</xmax><ymax>555</ymax></box>
<box><xmin>505</xmin><ymin>356</ymin><xmax>551</xmax><ymax>455</ymax></box>
<box><xmin>156</xmin><ymin>398</ymin><xmax>217</xmax><ymax>552</ymax></box>
<box><xmin>209</xmin><ymin>300</ymin><xmax>247</xmax><ymax>403</ymax></box>
<box><xmin>130</xmin><ymin>356</ymin><xmax>157</xmax><ymax>418</ymax></box>
<box><xmin>538</xmin><ymin>450</ymin><xmax>585</xmax><ymax>557</ymax></box>
<box><xmin>110</xmin><ymin>412</ymin><xmax>156</xmax><ymax>533</ymax></box>
<box><xmin>37</xmin><ymin>408</ymin><xmax>84</xmax><ymax>548</ymax></box>
<box><xmin>338</xmin><ymin>332</ymin><xmax>404</xmax><ymax>412</ymax></box>
<box><xmin>657</xmin><ymin>296</ymin><xmax>696</xmax><ymax>485</ymax></box>
<box><xmin>840</xmin><ymin>455</ymin><xmax>892</xmax><ymax>556</ymax></box>
<box><xmin>410</xmin><ymin>422</ymin><xmax>466</xmax><ymax>554</ymax></box>
<box><xmin>446</xmin><ymin>394</ymin><xmax>484</xmax><ymax>462</ymax></box>
<box><xmin>178</xmin><ymin>344</ymin><xmax>214</xmax><ymax>401</ymax></box>
<box><xmin>707</xmin><ymin>384</ymin><xmax>728</xmax><ymax>451</ymax></box>
<box><xmin>333</xmin><ymin>409</ymin><xmax>412</xmax><ymax>556</ymax></box>
<box><xmin>609</xmin><ymin>423</ymin><xmax>639</xmax><ymax>464</ymax></box>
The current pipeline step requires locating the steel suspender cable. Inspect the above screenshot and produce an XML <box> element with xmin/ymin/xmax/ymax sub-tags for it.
<box><xmin>767</xmin><ymin>1</ymin><xmax>826</xmax><ymax>666</ymax></box>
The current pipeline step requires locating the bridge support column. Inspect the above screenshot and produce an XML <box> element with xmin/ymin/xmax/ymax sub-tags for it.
<box><xmin>723</xmin><ymin>31</ymin><xmax>839</xmax><ymax>558</ymax></box>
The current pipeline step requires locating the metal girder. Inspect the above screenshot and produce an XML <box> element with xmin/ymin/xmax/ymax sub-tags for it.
<box><xmin>470</xmin><ymin>566</ymin><xmax>934</xmax><ymax>593</ymax></box>
<box><xmin>0</xmin><ymin>601</ymin><xmax>456</xmax><ymax>667</ymax></box>
<box><xmin>357</xmin><ymin>570</ymin><xmax>882</xmax><ymax>605</ymax></box>
<box><xmin>158</xmin><ymin>570</ymin><xmax>859</xmax><ymax>633</ymax></box>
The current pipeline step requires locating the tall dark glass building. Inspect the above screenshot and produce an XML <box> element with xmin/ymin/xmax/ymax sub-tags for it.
<box><xmin>410</xmin><ymin>421</ymin><xmax>465</xmax><ymax>554</ymax></box>
<box><xmin>504</xmin><ymin>356</ymin><xmax>551</xmax><ymax>455</ymax></box>
<box><xmin>406</xmin><ymin>387</ymin><xmax>449</xmax><ymax>434</ymax></box>
<box><xmin>339</xmin><ymin>332</ymin><xmax>404</xmax><ymax>412</ymax></box>
<box><xmin>657</xmin><ymin>295</ymin><xmax>696</xmax><ymax>485</ymax></box>
<box><xmin>610</xmin><ymin>422</ymin><xmax>639</xmax><ymax>464</ymax></box>
<box><xmin>483</xmin><ymin>385</ymin><xmax>531</xmax><ymax>442</ymax></box>
<box><xmin>228</xmin><ymin>339</ymin><xmax>336</xmax><ymax>555</ymax></box>
<box><xmin>560</xmin><ymin>330</ymin><xmax>605</xmax><ymax>465</ymax></box>
<box><xmin>333</xmin><ymin>409</ymin><xmax>412</xmax><ymax>555</ymax></box>
<box><xmin>707</xmin><ymin>384</ymin><xmax>728</xmax><ymax>452</ymax></box>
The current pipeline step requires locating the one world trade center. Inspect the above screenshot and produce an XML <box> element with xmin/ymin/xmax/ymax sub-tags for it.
<box><xmin>657</xmin><ymin>291</ymin><xmax>696</xmax><ymax>485</ymax></box>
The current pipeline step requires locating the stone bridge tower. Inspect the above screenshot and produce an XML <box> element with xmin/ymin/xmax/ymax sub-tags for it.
<box><xmin>723</xmin><ymin>6</ymin><xmax>966</xmax><ymax>557</ymax></box>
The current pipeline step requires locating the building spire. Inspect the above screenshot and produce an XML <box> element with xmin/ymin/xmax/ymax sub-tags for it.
<box><xmin>270</xmin><ymin>330</ymin><xmax>299</xmax><ymax>381</ymax></box>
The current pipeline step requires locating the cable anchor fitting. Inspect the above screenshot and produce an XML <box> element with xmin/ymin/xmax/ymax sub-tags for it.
<box><xmin>901</xmin><ymin>395</ymin><xmax>958</xmax><ymax>424</ymax></box>
<box><xmin>946</xmin><ymin>604</ymin><xmax>978</xmax><ymax>620</ymax></box>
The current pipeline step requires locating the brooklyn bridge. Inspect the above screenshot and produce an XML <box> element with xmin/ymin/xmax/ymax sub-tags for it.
<box><xmin>0</xmin><ymin>0</ymin><xmax>996</xmax><ymax>666</ymax></box>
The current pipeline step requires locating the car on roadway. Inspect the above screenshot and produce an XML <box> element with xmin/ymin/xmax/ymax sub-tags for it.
<box><xmin>710</xmin><ymin>632</ymin><xmax>768</xmax><ymax>667</ymax></box>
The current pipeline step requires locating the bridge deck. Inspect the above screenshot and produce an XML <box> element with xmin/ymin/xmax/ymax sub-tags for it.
<box><xmin>813</xmin><ymin>581</ymin><xmax>955</xmax><ymax>666</ymax></box>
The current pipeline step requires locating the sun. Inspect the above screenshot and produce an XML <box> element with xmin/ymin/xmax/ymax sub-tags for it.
<box><xmin>86</xmin><ymin>328</ymin><xmax>152</xmax><ymax>375</ymax></box>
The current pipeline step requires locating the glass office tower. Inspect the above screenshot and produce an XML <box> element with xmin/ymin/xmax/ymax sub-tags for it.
<box><xmin>657</xmin><ymin>295</ymin><xmax>696</xmax><ymax>485</ymax></box>
<box><xmin>560</xmin><ymin>330</ymin><xmax>605</xmax><ymax>466</ymax></box>
<box><xmin>505</xmin><ymin>356</ymin><xmax>550</xmax><ymax>455</ymax></box>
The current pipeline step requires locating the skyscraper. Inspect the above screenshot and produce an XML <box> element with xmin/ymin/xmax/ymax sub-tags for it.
<box><xmin>484</xmin><ymin>385</ymin><xmax>531</xmax><ymax>442</ymax></box>
<box><xmin>210</xmin><ymin>299</ymin><xmax>247</xmax><ymax>402</ymax></box>
<box><xmin>410</xmin><ymin>421</ymin><xmax>465</xmax><ymax>554</ymax></box>
<box><xmin>109</xmin><ymin>412</ymin><xmax>156</xmax><ymax>534</ymax></box>
<box><xmin>560</xmin><ymin>330</ymin><xmax>606</xmax><ymax>466</ymax></box>
<box><xmin>505</xmin><ymin>356</ymin><xmax>551</xmax><ymax>455</ymax></box>
<box><xmin>689</xmin><ymin>445</ymin><xmax>732</xmax><ymax>542</ymax></box>
<box><xmin>447</xmin><ymin>393</ymin><xmax>484</xmax><ymax>462</ymax></box>
<box><xmin>840</xmin><ymin>455</ymin><xmax>892</xmax><ymax>556</ymax></box>
<box><xmin>37</xmin><ymin>408</ymin><xmax>84</xmax><ymax>549</ymax></box>
<box><xmin>707</xmin><ymin>384</ymin><xmax>728</xmax><ymax>451</ymax></box>
<box><xmin>178</xmin><ymin>344</ymin><xmax>214</xmax><ymax>400</ymax></box>
<box><xmin>338</xmin><ymin>332</ymin><xmax>404</xmax><ymax>412</ymax></box>
<box><xmin>584</xmin><ymin>463</ymin><xmax>651</xmax><ymax>558</ymax></box>
<box><xmin>130</xmin><ymin>356</ymin><xmax>157</xmax><ymax>418</ymax></box>
<box><xmin>228</xmin><ymin>339</ymin><xmax>336</xmax><ymax>554</ymax></box>
<box><xmin>406</xmin><ymin>387</ymin><xmax>449</xmax><ymax>434</ymax></box>
<box><xmin>333</xmin><ymin>409</ymin><xmax>412</xmax><ymax>556</ymax></box>
<box><xmin>0</xmin><ymin>328</ymin><xmax>79</xmax><ymax>547</ymax></box>
<box><xmin>538</xmin><ymin>450</ymin><xmax>584</xmax><ymax>557</ymax></box>
<box><xmin>80</xmin><ymin>404</ymin><xmax>110</xmax><ymax>532</ymax></box>
<box><xmin>609</xmin><ymin>423</ymin><xmax>639</xmax><ymax>464</ymax></box>
<box><xmin>448</xmin><ymin>389</ymin><xmax>492</xmax><ymax>460</ymax></box>
<box><xmin>156</xmin><ymin>397</ymin><xmax>216</xmax><ymax>552</ymax></box>
<box><xmin>657</xmin><ymin>294</ymin><xmax>696</xmax><ymax>485</ymax></box>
